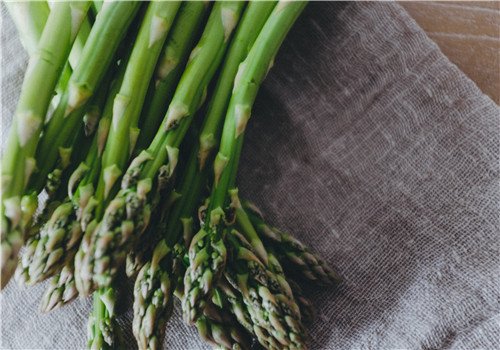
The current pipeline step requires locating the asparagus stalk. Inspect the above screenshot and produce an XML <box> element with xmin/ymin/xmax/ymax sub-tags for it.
<box><xmin>243</xmin><ymin>201</ymin><xmax>341</xmax><ymax>286</ymax></box>
<box><xmin>29</xmin><ymin>1</ymin><xmax>142</xmax><ymax>194</ymax></box>
<box><xmin>132</xmin><ymin>240</ymin><xmax>177</xmax><ymax>350</ymax></box>
<box><xmin>284</xmin><ymin>278</ymin><xmax>317</xmax><ymax>324</ymax></box>
<box><xmin>183</xmin><ymin>0</ymin><xmax>307</xmax><ymax>324</ymax></box>
<box><xmin>135</xmin><ymin>1</ymin><xmax>210</xmax><ymax>153</ymax></box>
<box><xmin>130</xmin><ymin>14</ymin><xmax>275</xmax><ymax>333</ymax></box>
<box><xmin>132</xmin><ymin>130</ymin><xmax>209</xmax><ymax>350</ymax></box>
<box><xmin>217</xmin><ymin>278</ymin><xmax>281</xmax><ymax>349</ymax></box>
<box><xmin>15</xmin><ymin>63</ymin><xmax>121</xmax><ymax>286</ymax></box>
<box><xmin>77</xmin><ymin>1</ymin><xmax>246</xmax><ymax>296</ymax></box>
<box><xmin>39</xmin><ymin>259</ymin><xmax>78</xmax><ymax>313</ymax></box>
<box><xmin>196</xmin><ymin>299</ymin><xmax>252</xmax><ymax>350</ymax></box>
<box><xmin>224</xmin><ymin>229</ymin><xmax>308</xmax><ymax>349</ymax></box>
<box><xmin>231</xmin><ymin>193</ymin><xmax>306</xmax><ymax>316</ymax></box>
<box><xmin>87</xmin><ymin>286</ymin><xmax>123</xmax><ymax>350</ymax></box>
<box><xmin>1</xmin><ymin>1</ymin><xmax>91</xmax><ymax>289</ymax></box>
<box><xmin>197</xmin><ymin>1</ymin><xmax>277</xmax><ymax>170</ymax></box>
<box><xmin>75</xmin><ymin>0</ymin><xmax>182</xmax><ymax>297</ymax></box>
<box><xmin>126</xmin><ymin>2</ymin><xmax>211</xmax><ymax>276</ymax></box>
<box><xmin>125</xmin><ymin>190</ymin><xmax>181</xmax><ymax>278</ymax></box>
<box><xmin>128</xmin><ymin>0</ymin><xmax>273</xmax><ymax>278</ymax></box>
<box><xmin>4</xmin><ymin>1</ymin><xmax>91</xmax><ymax>96</ymax></box>
<box><xmin>4</xmin><ymin>1</ymin><xmax>50</xmax><ymax>56</ymax></box>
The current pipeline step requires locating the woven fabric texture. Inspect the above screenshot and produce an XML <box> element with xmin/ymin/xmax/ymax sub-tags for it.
<box><xmin>2</xmin><ymin>2</ymin><xmax>499</xmax><ymax>349</ymax></box>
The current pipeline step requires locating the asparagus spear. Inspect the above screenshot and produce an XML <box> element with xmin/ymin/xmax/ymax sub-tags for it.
<box><xmin>132</xmin><ymin>239</ymin><xmax>178</xmax><ymax>350</ymax></box>
<box><xmin>5</xmin><ymin>8</ymin><xmax>134</xmax><ymax>285</ymax></box>
<box><xmin>74</xmin><ymin>0</ymin><xmax>182</xmax><ymax>297</ymax></box>
<box><xmin>197</xmin><ymin>1</ymin><xmax>277</xmax><ymax>170</ymax></box>
<box><xmin>126</xmin><ymin>2</ymin><xmax>211</xmax><ymax>276</ymax></box>
<box><xmin>284</xmin><ymin>278</ymin><xmax>317</xmax><ymax>324</ymax></box>
<box><xmin>39</xmin><ymin>259</ymin><xmax>78</xmax><ymax>313</ymax></box>
<box><xmin>132</xmin><ymin>147</ymin><xmax>204</xmax><ymax>350</ymax></box>
<box><xmin>217</xmin><ymin>278</ymin><xmax>282</xmax><ymax>349</ymax></box>
<box><xmin>196</xmin><ymin>299</ymin><xmax>253</xmax><ymax>350</ymax></box>
<box><xmin>77</xmin><ymin>1</ymin><xmax>246</xmax><ymax>296</ymax></box>
<box><xmin>183</xmin><ymin>0</ymin><xmax>307</xmax><ymax>324</ymax></box>
<box><xmin>135</xmin><ymin>1</ymin><xmax>210</xmax><ymax>153</ymax></box>
<box><xmin>29</xmin><ymin>1</ymin><xmax>142</xmax><ymax>194</ymax></box>
<box><xmin>243</xmin><ymin>201</ymin><xmax>341</xmax><ymax>286</ymax></box>
<box><xmin>4</xmin><ymin>1</ymin><xmax>50</xmax><ymax>56</ymax></box>
<box><xmin>1</xmin><ymin>1</ymin><xmax>91</xmax><ymax>289</ymax></box>
<box><xmin>130</xmin><ymin>5</ymin><xmax>281</xmax><ymax>331</ymax></box>
<box><xmin>4</xmin><ymin>1</ymin><xmax>91</xmax><ymax>96</ymax></box>
<box><xmin>15</xmin><ymin>64</ymin><xmax>121</xmax><ymax>286</ymax></box>
<box><xmin>224</xmin><ymin>229</ymin><xmax>308</xmax><ymax>349</ymax></box>
<box><xmin>181</xmin><ymin>1</ymin><xmax>279</xmax><ymax>324</ymax></box>
<box><xmin>128</xmin><ymin>0</ymin><xmax>275</xmax><ymax>278</ymax></box>
<box><xmin>87</xmin><ymin>286</ymin><xmax>124</xmax><ymax>350</ymax></box>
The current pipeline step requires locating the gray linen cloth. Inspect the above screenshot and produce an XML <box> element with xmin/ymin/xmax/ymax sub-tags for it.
<box><xmin>1</xmin><ymin>2</ymin><xmax>499</xmax><ymax>349</ymax></box>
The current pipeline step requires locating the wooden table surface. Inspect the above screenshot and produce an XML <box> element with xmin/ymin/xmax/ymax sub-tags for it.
<box><xmin>400</xmin><ymin>1</ymin><xmax>500</xmax><ymax>105</ymax></box>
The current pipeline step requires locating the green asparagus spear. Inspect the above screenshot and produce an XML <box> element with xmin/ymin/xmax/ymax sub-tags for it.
<box><xmin>183</xmin><ymin>0</ymin><xmax>307</xmax><ymax>324</ymax></box>
<box><xmin>75</xmin><ymin>0</ymin><xmax>182</xmax><ymax>297</ymax></box>
<box><xmin>29</xmin><ymin>1</ymin><xmax>142</xmax><ymax>194</ymax></box>
<box><xmin>39</xmin><ymin>259</ymin><xmax>78</xmax><ymax>313</ymax></box>
<box><xmin>197</xmin><ymin>1</ymin><xmax>277</xmax><ymax>170</ymax></box>
<box><xmin>243</xmin><ymin>201</ymin><xmax>341</xmax><ymax>286</ymax></box>
<box><xmin>87</xmin><ymin>286</ymin><xmax>124</xmax><ymax>350</ymax></box>
<box><xmin>224</xmin><ymin>229</ymin><xmax>308</xmax><ymax>349</ymax></box>
<box><xmin>1</xmin><ymin>1</ymin><xmax>91</xmax><ymax>289</ymax></box>
<box><xmin>15</xmin><ymin>71</ymin><xmax>118</xmax><ymax>286</ymax></box>
<box><xmin>196</xmin><ymin>299</ymin><xmax>252</xmax><ymax>350</ymax></box>
<box><xmin>5</xmin><ymin>1</ymin><xmax>91</xmax><ymax>96</ymax></box>
<box><xmin>77</xmin><ymin>1</ymin><xmax>246</xmax><ymax>296</ymax></box>
<box><xmin>135</xmin><ymin>1</ymin><xmax>210</xmax><ymax>153</ymax></box>
<box><xmin>132</xmin><ymin>128</ymin><xmax>209</xmax><ymax>350</ymax></box>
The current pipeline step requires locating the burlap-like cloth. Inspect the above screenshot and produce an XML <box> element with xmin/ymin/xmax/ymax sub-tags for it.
<box><xmin>2</xmin><ymin>2</ymin><xmax>499</xmax><ymax>349</ymax></box>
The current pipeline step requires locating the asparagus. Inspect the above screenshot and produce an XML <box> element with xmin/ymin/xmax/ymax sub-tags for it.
<box><xmin>39</xmin><ymin>259</ymin><xmax>78</xmax><ymax>313</ymax></box>
<box><xmin>14</xmin><ymin>56</ymin><xmax>124</xmax><ymax>287</ymax></box>
<box><xmin>4</xmin><ymin>1</ymin><xmax>50</xmax><ymax>56</ymax></box>
<box><xmin>243</xmin><ymin>201</ymin><xmax>341</xmax><ymax>286</ymax></box>
<box><xmin>127</xmin><ymin>1</ymin><xmax>275</xmax><ymax>278</ymax></box>
<box><xmin>3</xmin><ymin>0</ymin><xmax>323</xmax><ymax>346</ymax></box>
<box><xmin>6</xmin><ymin>8</ymin><xmax>131</xmax><ymax>286</ymax></box>
<box><xmin>29</xmin><ymin>1</ymin><xmax>142</xmax><ymax>194</ymax></box>
<box><xmin>74</xmin><ymin>1</ymin><xmax>181</xmax><ymax>297</ymax></box>
<box><xmin>130</xmin><ymin>15</ymin><xmax>276</xmax><ymax>334</ymax></box>
<box><xmin>183</xmin><ymin>0</ymin><xmax>307</xmax><ymax>324</ymax></box>
<box><xmin>217</xmin><ymin>278</ymin><xmax>282</xmax><ymax>349</ymax></box>
<box><xmin>133</xmin><ymin>136</ymin><xmax>207</xmax><ymax>350</ymax></box>
<box><xmin>126</xmin><ymin>1</ymin><xmax>210</xmax><ymax>276</ymax></box>
<box><xmin>87</xmin><ymin>286</ymin><xmax>124</xmax><ymax>350</ymax></box>
<box><xmin>4</xmin><ymin>1</ymin><xmax>91</xmax><ymax>97</ymax></box>
<box><xmin>231</xmin><ymin>194</ymin><xmax>305</xmax><ymax>317</ymax></box>
<box><xmin>224</xmin><ymin>229</ymin><xmax>308</xmax><ymax>349</ymax></box>
<box><xmin>125</xmin><ymin>190</ymin><xmax>180</xmax><ymax>279</ymax></box>
<box><xmin>197</xmin><ymin>1</ymin><xmax>277</xmax><ymax>169</ymax></box>
<box><xmin>132</xmin><ymin>240</ymin><xmax>178</xmax><ymax>350</ymax></box>
<box><xmin>285</xmin><ymin>278</ymin><xmax>317</xmax><ymax>324</ymax></box>
<box><xmin>196</xmin><ymin>299</ymin><xmax>253</xmax><ymax>350</ymax></box>
<box><xmin>135</xmin><ymin>1</ymin><xmax>210</xmax><ymax>153</ymax></box>
<box><xmin>1</xmin><ymin>1</ymin><xmax>91</xmax><ymax>289</ymax></box>
<box><xmin>78</xmin><ymin>1</ymin><xmax>245</xmax><ymax>296</ymax></box>
<box><xmin>182</xmin><ymin>0</ymin><xmax>278</xmax><ymax>323</ymax></box>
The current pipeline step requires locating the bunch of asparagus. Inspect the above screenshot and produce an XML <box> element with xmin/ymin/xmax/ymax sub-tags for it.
<box><xmin>2</xmin><ymin>1</ymin><xmax>341</xmax><ymax>349</ymax></box>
